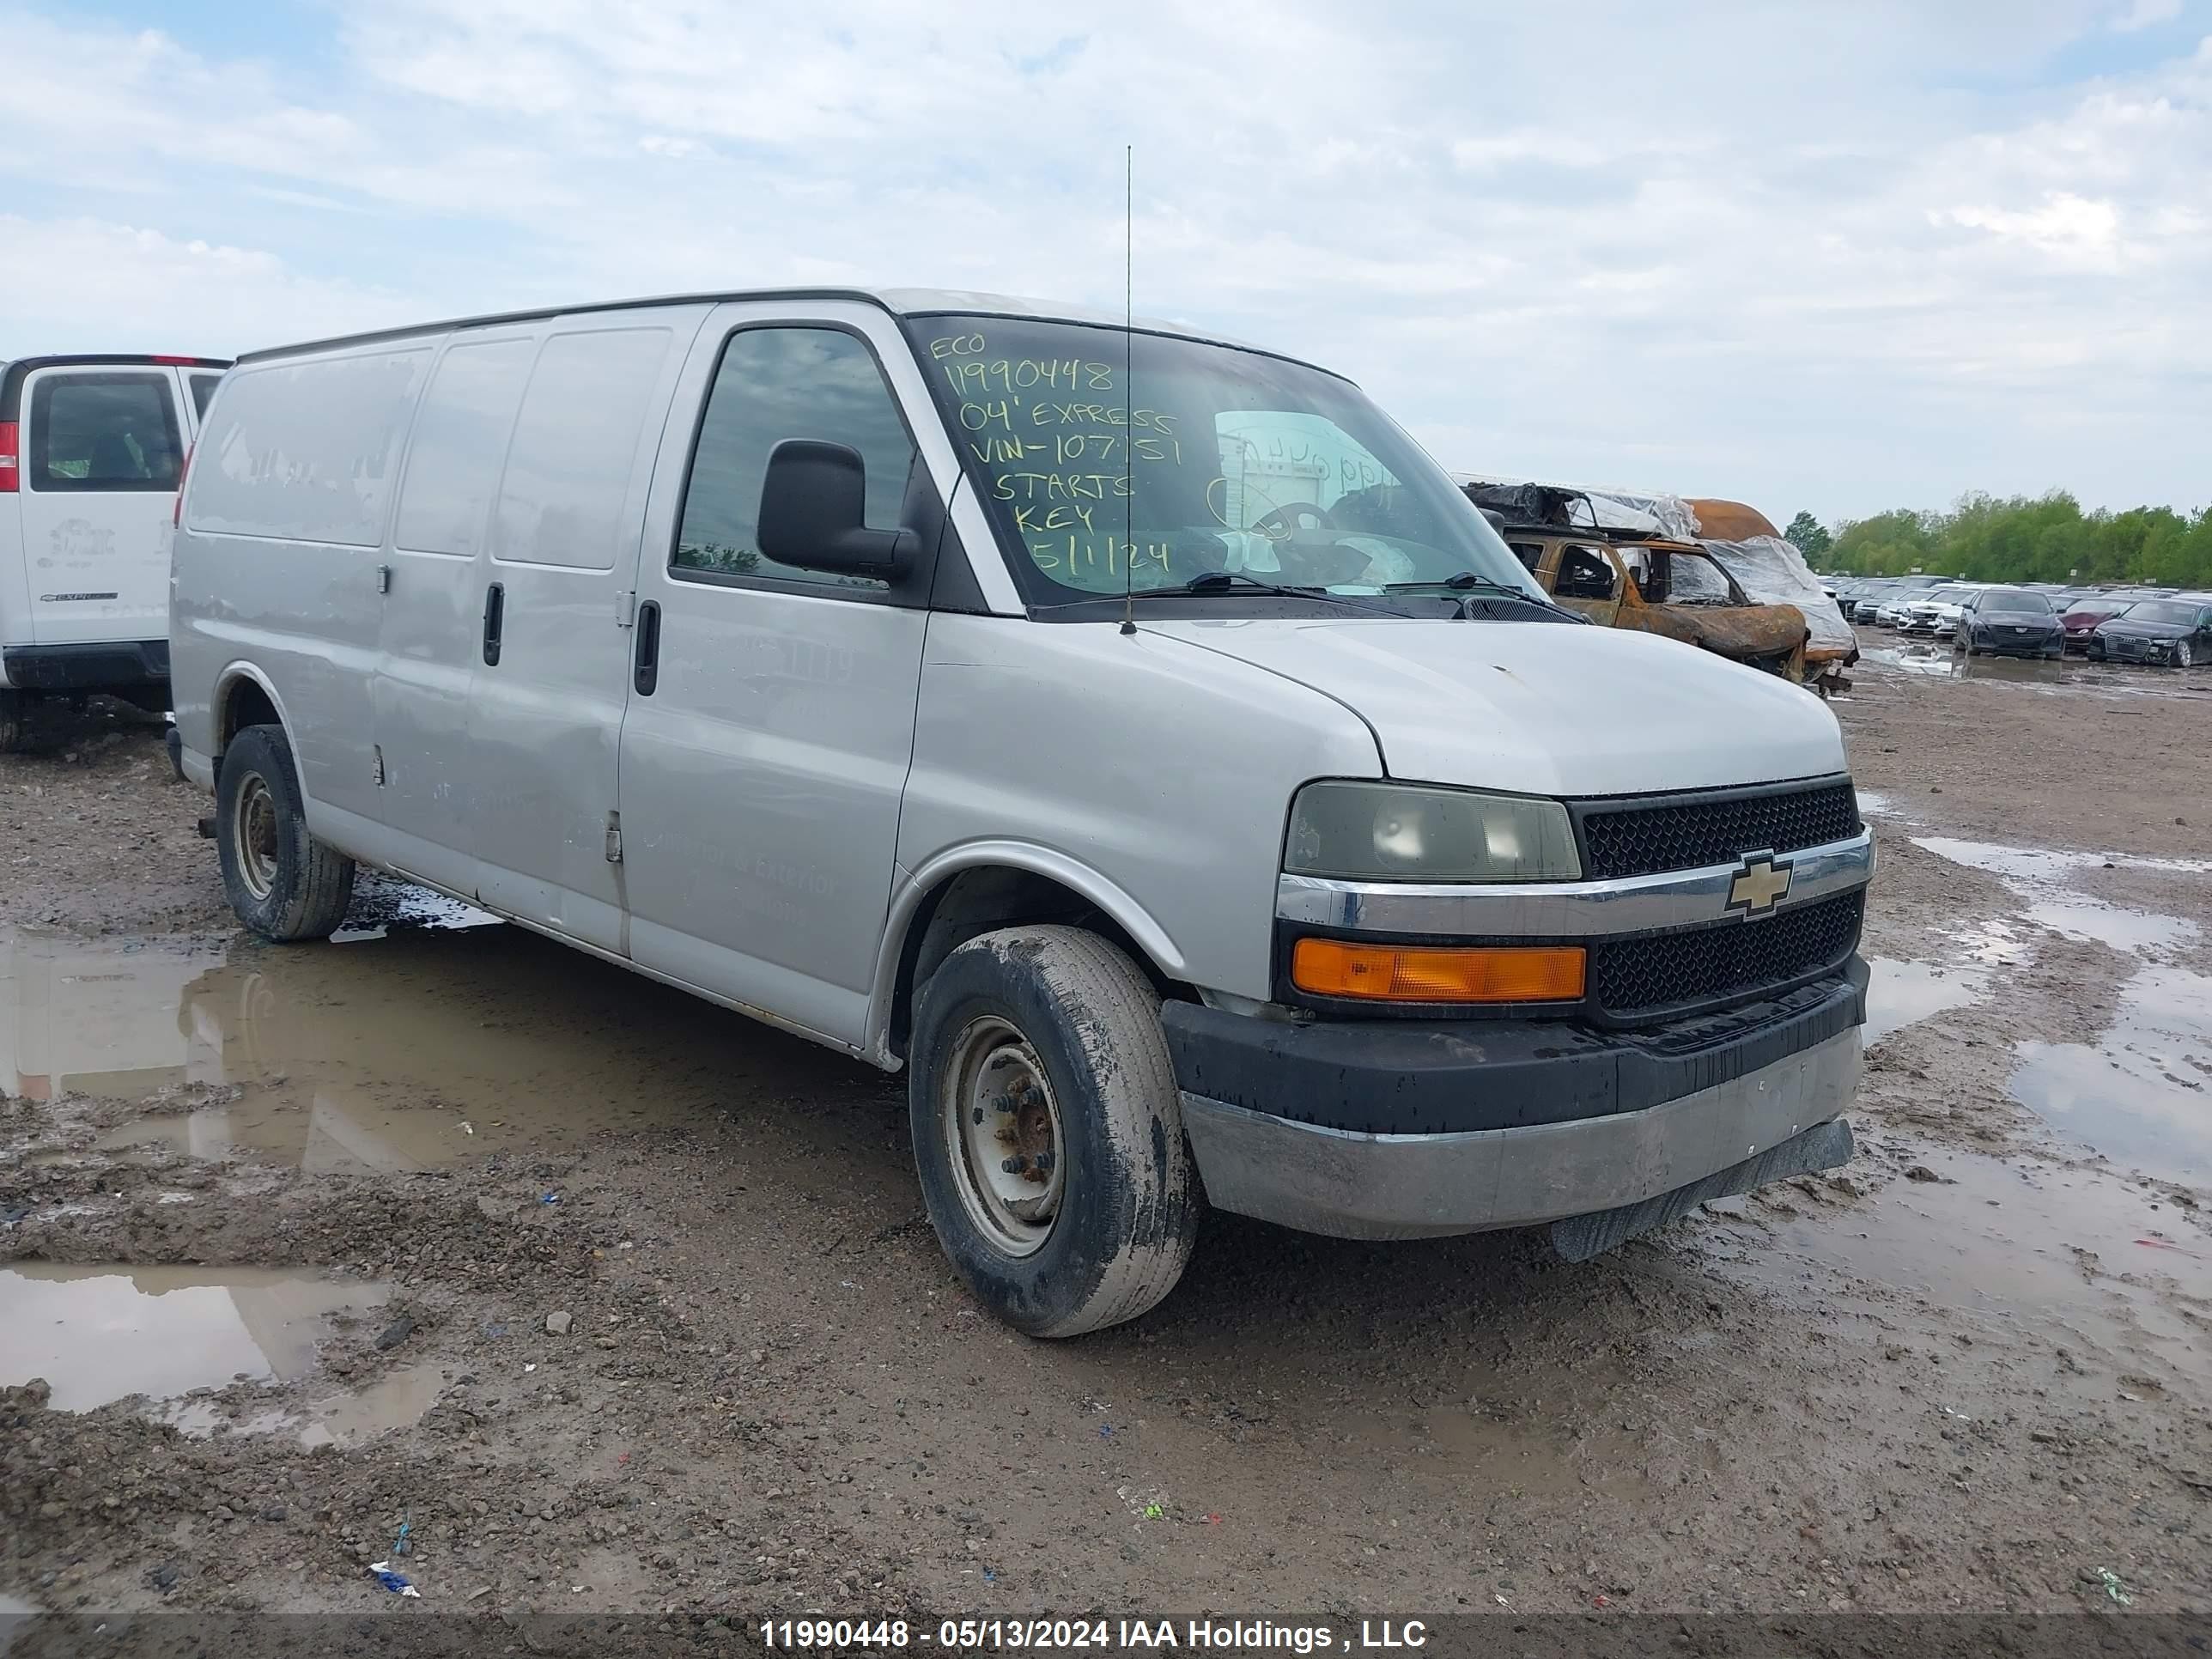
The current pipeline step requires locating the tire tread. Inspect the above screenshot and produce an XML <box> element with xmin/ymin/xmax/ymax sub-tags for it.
<box><xmin>1007</xmin><ymin>926</ymin><xmax>1200</xmax><ymax>1338</ymax></box>
<box><xmin>912</xmin><ymin>923</ymin><xmax>1202</xmax><ymax>1339</ymax></box>
<box><xmin>219</xmin><ymin>725</ymin><xmax>356</xmax><ymax>942</ymax></box>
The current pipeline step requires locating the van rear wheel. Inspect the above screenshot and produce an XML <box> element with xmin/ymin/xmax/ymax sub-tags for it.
<box><xmin>216</xmin><ymin>724</ymin><xmax>356</xmax><ymax>942</ymax></box>
<box><xmin>909</xmin><ymin>926</ymin><xmax>1201</xmax><ymax>1338</ymax></box>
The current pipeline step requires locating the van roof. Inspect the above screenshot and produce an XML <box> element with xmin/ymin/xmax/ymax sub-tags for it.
<box><xmin>0</xmin><ymin>355</ymin><xmax>233</xmax><ymax>422</ymax></box>
<box><xmin>230</xmin><ymin>287</ymin><xmax>1335</xmax><ymax>376</ymax></box>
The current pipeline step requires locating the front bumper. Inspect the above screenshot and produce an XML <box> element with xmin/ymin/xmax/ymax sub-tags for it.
<box><xmin>2102</xmin><ymin>636</ymin><xmax>2180</xmax><ymax>665</ymax></box>
<box><xmin>1162</xmin><ymin>967</ymin><xmax>1863</xmax><ymax>1241</ymax></box>
<box><xmin>1971</xmin><ymin>629</ymin><xmax>2062</xmax><ymax>657</ymax></box>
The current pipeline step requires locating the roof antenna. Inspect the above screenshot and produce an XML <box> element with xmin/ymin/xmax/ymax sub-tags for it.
<box><xmin>1120</xmin><ymin>143</ymin><xmax>1137</xmax><ymax>638</ymax></box>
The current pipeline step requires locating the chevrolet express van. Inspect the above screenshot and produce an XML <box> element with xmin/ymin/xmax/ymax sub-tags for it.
<box><xmin>170</xmin><ymin>290</ymin><xmax>1871</xmax><ymax>1335</ymax></box>
<box><xmin>1</xmin><ymin>353</ymin><xmax>230</xmax><ymax>748</ymax></box>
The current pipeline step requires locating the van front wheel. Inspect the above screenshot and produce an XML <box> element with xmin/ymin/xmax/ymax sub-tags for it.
<box><xmin>909</xmin><ymin>926</ymin><xmax>1201</xmax><ymax>1338</ymax></box>
<box><xmin>216</xmin><ymin>725</ymin><xmax>356</xmax><ymax>942</ymax></box>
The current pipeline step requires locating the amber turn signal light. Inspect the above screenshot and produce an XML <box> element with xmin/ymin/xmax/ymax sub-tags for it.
<box><xmin>1291</xmin><ymin>939</ymin><xmax>1586</xmax><ymax>1004</ymax></box>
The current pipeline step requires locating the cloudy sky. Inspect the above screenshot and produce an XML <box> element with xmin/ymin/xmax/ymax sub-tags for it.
<box><xmin>2</xmin><ymin>0</ymin><xmax>2204</xmax><ymax>524</ymax></box>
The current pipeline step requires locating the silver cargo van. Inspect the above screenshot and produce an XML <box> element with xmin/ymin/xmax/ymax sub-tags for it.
<box><xmin>1</xmin><ymin>352</ymin><xmax>230</xmax><ymax>748</ymax></box>
<box><xmin>170</xmin><ymin>289</ymin><xmax>1872</xmax><ymax>1335</ymax></box>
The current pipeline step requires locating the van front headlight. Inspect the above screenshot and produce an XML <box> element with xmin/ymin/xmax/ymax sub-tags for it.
<box><xmin>1285</xmin><ymin>781</ymin><xmax>1582</xmax><ymax>883</ymax></box>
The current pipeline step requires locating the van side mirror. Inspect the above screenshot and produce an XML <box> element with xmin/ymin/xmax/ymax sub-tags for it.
<box><xmin>757</xmin><ymin>440</ymin><xmax>918</xmax><ymax>576</ymax></box>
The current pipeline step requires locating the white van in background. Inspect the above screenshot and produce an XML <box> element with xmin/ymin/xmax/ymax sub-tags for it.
<box><xmin>0</xmin><ymin>353</ymin><xmax>230</xmax><ymax>749</ymax></box>
<box><xmin>170</xmin><ymin>289</ymin><xmax>1871</xmax><ymax>1336</ymax></box>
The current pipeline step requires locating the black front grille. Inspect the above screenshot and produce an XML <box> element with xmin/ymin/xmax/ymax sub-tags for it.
<box><xmin>1589</xmin><ymin>890</ymin><xmax>1864</xmax><ymax>1019</ymax></box>
<box><xmin>1574</xmin><ymin>779</ymin><xmax>1861</xmax><ymax>882</ymax></box>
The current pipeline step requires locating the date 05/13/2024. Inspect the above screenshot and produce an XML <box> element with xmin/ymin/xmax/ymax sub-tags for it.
<box><xmin>758</xmin><ymin>1619</ymin><xmax>1432</xmax><ymax>1650</ymax></box>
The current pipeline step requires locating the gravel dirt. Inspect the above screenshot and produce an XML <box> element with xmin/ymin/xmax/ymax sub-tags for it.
<box><xmin>4</xmin><ymin>647</ymin><xmax>2210</xmax><ymax>1645</ymax></box>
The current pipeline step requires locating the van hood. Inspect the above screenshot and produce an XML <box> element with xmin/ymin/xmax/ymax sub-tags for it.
<box><xmin>1140</xmin><ymin>617</ymin><xmax>1845</xmax><ymax>797</ymax></box>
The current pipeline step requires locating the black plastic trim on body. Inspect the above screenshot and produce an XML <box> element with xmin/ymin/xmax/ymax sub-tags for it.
<box><xmin>481</xmin><ymin>583</ymin><xmax>504</xmax><ymax>665</ymax></box>
<box><xmin>1163</xmin><ymin>959</ymin><xmax>1866</xmax><ymax>1137</ymax></box>
<box><xmin>3</xmin><ymin>641</ymin><xmax>170</xmax><ymax>690</ymax></box>
<box><xmin>1568</xmin><ymin>775</ymin><xmax>1862</xmax><ymax>884</ymax></box>
<box><xmin>1586</xmin><ymin>889</ymin><xmax>1865</xmax><ymax>1024</ymax></box>
<box><xmin>632</xmin><ymin>600</ymin><xmax>661</xmax><ymax>695</ymax></box>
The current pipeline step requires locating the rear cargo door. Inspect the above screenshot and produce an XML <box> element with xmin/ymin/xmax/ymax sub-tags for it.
<box><xmin>15</xmin><ymin>365</ymin><xmax>185</xmax><ymax>646</ymax></box>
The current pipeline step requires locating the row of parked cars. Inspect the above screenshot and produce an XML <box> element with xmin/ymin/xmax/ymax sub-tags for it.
<box><xmin>1828</xmin><ymin>575</ymin><xmax>2212</xmax><ymax>666</ymax></box>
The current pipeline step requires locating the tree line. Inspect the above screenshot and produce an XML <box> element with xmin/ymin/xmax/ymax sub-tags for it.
<box><xmin>1778</xmin><ymin>494</ymin><xmax>2212</xmax><ymax>588</ymax></box>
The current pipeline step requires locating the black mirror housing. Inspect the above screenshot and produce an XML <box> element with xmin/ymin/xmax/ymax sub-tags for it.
<box><xmin>757</xmin><ymin>440</ymin><xmax>918</xmax><ymax>577</ymax></box>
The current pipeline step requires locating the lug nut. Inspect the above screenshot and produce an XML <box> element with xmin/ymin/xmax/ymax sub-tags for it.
<box><xmin>993</xmin><ymin>1095</ymin><xmax>1018</xmax><ymax>1114</ymax></box>
<box><xmin>1001</xmin><ymin>1155</ymin><xmax>1030</xmax><ymax>1175</ymax></box>
<box><xmin>1034</xmin><ymin>1152</ymin><xmax>1054</xmax><ymax>1172</ymax></box>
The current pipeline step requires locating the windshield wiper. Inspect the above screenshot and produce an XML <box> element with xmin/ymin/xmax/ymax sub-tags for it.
<box><xmin>1166</xmin><ymin>570</ymin><xmax>1424</xmax><ymax>622</ymax></box>
<box><xmin>1380</xmin><ymin>574</ymin><xmax>1534</xmax><ymax>599</ymax></box>
<box><xmin>1175</xmin><ymin>571</ymin><xmax>1333</xmax><ymax>599</ymax></box>
<box><xmin>1382</xmin><ymin>573</ymin><xmax>1570</xmax><ymax>620</ymax></box>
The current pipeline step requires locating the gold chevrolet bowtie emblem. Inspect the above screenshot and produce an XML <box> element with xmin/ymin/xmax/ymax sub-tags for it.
<box><xmin>1728</xmin><ymin>854</ymin><xmax>1794</xmax><ymax>916</ymax></box>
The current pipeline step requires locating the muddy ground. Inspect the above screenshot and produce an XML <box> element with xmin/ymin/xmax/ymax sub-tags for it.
<box><xmin>4</xmin><ymin>639</ymin><xmax>2211</xmax><ymax>1646</ymax></box>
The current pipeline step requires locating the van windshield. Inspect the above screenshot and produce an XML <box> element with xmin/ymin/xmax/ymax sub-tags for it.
<box><xmin>909</xmin><ymin>315</ymin><xmax>1543</xmax><ymax>612</ymax></box>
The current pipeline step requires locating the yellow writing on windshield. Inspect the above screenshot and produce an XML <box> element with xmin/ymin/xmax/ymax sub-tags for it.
<box><xmin>931</xmin><ymin>329</ymin><xmax>1191</xmax><ymax>592</ymax></box>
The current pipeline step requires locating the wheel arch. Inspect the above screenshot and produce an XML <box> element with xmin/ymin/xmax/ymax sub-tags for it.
<box><xmin>210</xmin><ymin>663</ymin><xmax>293</xmax><ymax>781</ymax></box>
<box><xmin>866</xmin><ymin>843</ymin><xmax>1191</xmax><ymax>1069</ymax></box>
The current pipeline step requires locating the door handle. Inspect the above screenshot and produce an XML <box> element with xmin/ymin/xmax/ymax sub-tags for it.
<box><xmin>482</xmin><ymin>582</ymin><xmax>505</xmax><ymax>666</ymax></box>
<box><xmin>633</xmin><ymin>600</ymin><xmax>661</xmax><ymax>696</ymax></box>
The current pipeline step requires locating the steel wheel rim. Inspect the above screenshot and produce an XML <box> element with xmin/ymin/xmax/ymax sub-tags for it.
<box><xmin>942</xmin><ymin>1015</ymin><xmax>1064</xmax><ymax>1258</ymax></box>
<box><xmin>234</xmin><ymin>773</ymin><xmax>280</xmax><ymax>902</ymax></box>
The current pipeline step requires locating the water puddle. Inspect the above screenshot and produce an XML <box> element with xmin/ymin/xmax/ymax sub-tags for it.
<box><xmin>1863</xmin><ymin>958</ymin><xmax>1990</xmax><ymax>1045</ymax></box>
<box><xmin>297</xmin><ymin>1361</ymin><xmax>448</xmax><ymax>1447</ymax></box>
<box><xmin>0</xmin><ymin>933</ymin><xmax>219</xmax><ymax>1100</ymax></box>
<box><xmin>0</xmin><ymin>1595</ymin><xmax>36</xmax><ymax>1656</ymax></box>
<box><xmin>167</xmin><ymin>1361</ymin><xmax>449</xmax><ymax>1448</ymax></box>
<box><xmin>2012</xmin><ymin>966</ymin><xmax>2212</xmax><ymax>1182</ymax></box>
<box><xmin>1913</xmin><ymin>836</ymin><xmax>2203</xmax><ymax>957</ymax></box>
<box><xmin>1861</xmin><ymin>643</ymin><xmax>1961</xmax><ymax>679</ymax></box>
<box><xmin>1718</xmin><ymin>1151</ymin><xmax>2211</xmax><ymax>1380</ymax></box>
<box><xmin>1859</xmin><ymin>641</ymin><xmax>2212</xmax><ymax>702</ymax></box>
<box><xmin>0</xmin><ymin>1263</ymin><xmax>388</xmax><ymax>1410</ymax></box>
<box><xmin>330</xmin><ymin>871</ymin><xmax>499</xmax><ymax>944</ymax></box>
<box><xmin>1854</xmin><ymin>788</ymin><xmax>1900</xmax><ymax>820</ymax></box>
<box><xmin>1951</xmin><ymin>917</ymin><xmax>2031</xmax><ymax>967</ymax></box>
<box><xmin>4</xmin><ymin>897</ymin><xmax>854</xmax><ymax>1174</ymax></box>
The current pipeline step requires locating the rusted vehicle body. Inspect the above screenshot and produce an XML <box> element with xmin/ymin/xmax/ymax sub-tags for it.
<box><xmin>1468</xmin><ymin>483</ymin><xmax>1815</xmax><ymax>683</ymax></box>
<box><xmin>1685</xmin><ymin>498</ymin><xmax>1858</xmax><ymax>691</ymax></box>
<box><xmin>1510</xmin><ymin>528</ymin><xmax>1812</xmax><ymax>679</ymax></box>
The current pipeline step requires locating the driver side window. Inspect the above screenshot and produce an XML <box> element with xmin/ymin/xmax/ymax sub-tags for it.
<box><xmin>674</xmin><ymin>326</ymin><xmax>917</xmax><ymax>590</ymax></box>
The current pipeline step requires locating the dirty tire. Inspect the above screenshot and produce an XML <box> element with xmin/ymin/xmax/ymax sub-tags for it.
<box><xmin>0</xmin><ymin>690</ymin><xmax>27</xmax><ymax>754</ymax></box>
<box><xmin>909</xmin><ymin>925</ymin><xmax>1202</xmax><ymax>1338</ymax></box>
<box><xmin>216</xmin><ymin>724</ymin><xmax>356</xmax><ymax>942</ymax></box>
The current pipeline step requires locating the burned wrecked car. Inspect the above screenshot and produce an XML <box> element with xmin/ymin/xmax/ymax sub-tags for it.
<box><xmin>1465</xmin><ymin>483</ymin><xmax>1850</xmax><ymax>690</ymax></box>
